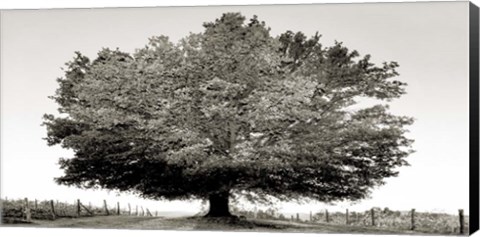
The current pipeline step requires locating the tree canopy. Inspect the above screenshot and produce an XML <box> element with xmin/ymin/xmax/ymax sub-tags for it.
<box><xmin>43</xmin><ymin>13</ymin><xmax>413</xmax><ymax>217</ymax></box>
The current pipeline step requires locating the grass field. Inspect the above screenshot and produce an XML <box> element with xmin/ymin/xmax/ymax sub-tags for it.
<box><xmin>1</xmin><ymin>198</ymin><xmax>467</xmax><ymax>235</ymax></box>
<box><xmin>1</xmin><ymin>215</ymin><xmax>463</xmax><ymax>235</ymax></box>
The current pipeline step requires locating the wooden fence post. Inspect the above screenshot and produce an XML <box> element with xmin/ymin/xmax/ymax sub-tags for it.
<box><xmin>146</xmin><ymin>208</ymin><xmax>152</xmax><ymax>217</ymax></box>
<box><xmin>104</xmin><ymin>200</ymin><xmax>110</xmax><ymax>216</ymax></box>
<box><xmin>141</xmin><ymin>206</ymin><xmax>145</xmax><ymax>216</ymax></box>
<box><xmin>371</xmin><ymin>208</ymin><xmax>375</xmax><ymax>226</ymax></box>
<box><xmin>296</xmin><ymin>213</ymin><xmax>299</xmax><ymax>221</ymax></box>
<box><xmin>50</xmin><ymin>200</ymin><xmax>56</xmax><ymax>219</ymax></box>
<box><xmin>34</xmin><ymin>199</ymin><xmax>38</xmax><ymax>210</ymax></box>
<box><xmin>79</xmin><ymin>202</ymin><xmax>93</xmax><ymax>216</ymax></box>
<box><xmin>24</xmin><ymin>198</ymin><xmax>31</xmax><ymax>222</ymax></box>
<box><xmin>76</xmin><ymin>199</ymin><xmax>81</xmax><ymax>217</ymax></box>
<box><xmin>117</xmin><ymin>202</ymin><xmax>120</xmax><ymax>215</ymax></box>
<box><xmin>128</xmin><ymin>203</ymin><xmax>131</xmax><ymax>215</ymax></box>
<box><xmin>309</xmin><ymin>211</ymin><xmax>312</xmax><ymax>222</ymax></box>
<box><xmin>155</xmin><ymin>211</ymin><xmax>158</xmax><ymax>217</ymax></box>
<box><xmin>325</xmin><ymin>209</ymin><xmax>329</xmax><ymax>223</ymax></box>
<box><xmin>410</xmin><ymin>208</ymin><xmax>415</xmax><ymax>230</ymax></box>
<box><xmin>135</xmin><ymin>205</ymin><xmax>138</xmax><ymax>216</ymax></box>
<box><xmin>346</xmin><ymin>209</ymin><xmax>349</xmax><ymax>225</ymax></box>
<box><xmin>291</xmin><ymin>215</ymin><xmax>294</xmax><ymax>221</ymax></box>
<box><xmin>459</xmin><ymin>209</ymin><xmax>464</xmax><ymax>234</ymax></box>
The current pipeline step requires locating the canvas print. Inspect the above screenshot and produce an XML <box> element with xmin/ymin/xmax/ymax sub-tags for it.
<box><xmin>0</xmin><ymin>1</ymin><xmax>478</xmax><ymax>235</ymax></box>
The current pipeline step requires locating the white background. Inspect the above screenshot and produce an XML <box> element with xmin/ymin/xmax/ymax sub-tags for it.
<box><xmin>0</xmin><ymin>1</ymin><xmax>479</xmax><ymax>237</ymax></box>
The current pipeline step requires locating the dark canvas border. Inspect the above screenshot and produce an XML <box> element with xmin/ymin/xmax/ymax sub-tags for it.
<box><xmin>470</xmin><ymin>2</ymin><xmax>479</xmax><ymax>235</ymax></box>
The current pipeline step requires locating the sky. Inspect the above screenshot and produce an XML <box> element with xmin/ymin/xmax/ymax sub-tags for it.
<box><xmin>0</xmin><ymin>1</ymin><xmax>471</xmax><ymax>216</ymax></box>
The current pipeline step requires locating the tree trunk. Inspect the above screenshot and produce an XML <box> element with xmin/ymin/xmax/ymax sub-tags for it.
<box><xmin>205</xmin><ymin>191</ymin><xmax>231</xmax><ymax>217</ymax></box>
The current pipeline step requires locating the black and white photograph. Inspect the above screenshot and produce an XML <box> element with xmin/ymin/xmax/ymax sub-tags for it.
<box><xmin>0</xmin><ymin>1</ymin><xmax>479</xmax><ymax>236</ymax></box>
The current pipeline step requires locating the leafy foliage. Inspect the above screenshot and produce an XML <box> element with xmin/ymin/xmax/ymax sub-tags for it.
<box><xmin>43</xmin><ymin>13</ymin><xmax>413</xmax><ymax>204</ymax></box>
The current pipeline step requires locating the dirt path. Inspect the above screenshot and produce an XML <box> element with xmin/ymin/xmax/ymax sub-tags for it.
<box><xmin>32</xmin><ymin>216</ymin><xmax>164</xmax><ymax>229</ymax></box>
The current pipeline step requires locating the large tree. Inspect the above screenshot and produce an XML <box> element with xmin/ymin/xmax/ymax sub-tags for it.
<box><xmin>43</xmin><ymin>13</ymin><xmax>413</xmax><ymax>217</ymax></box>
